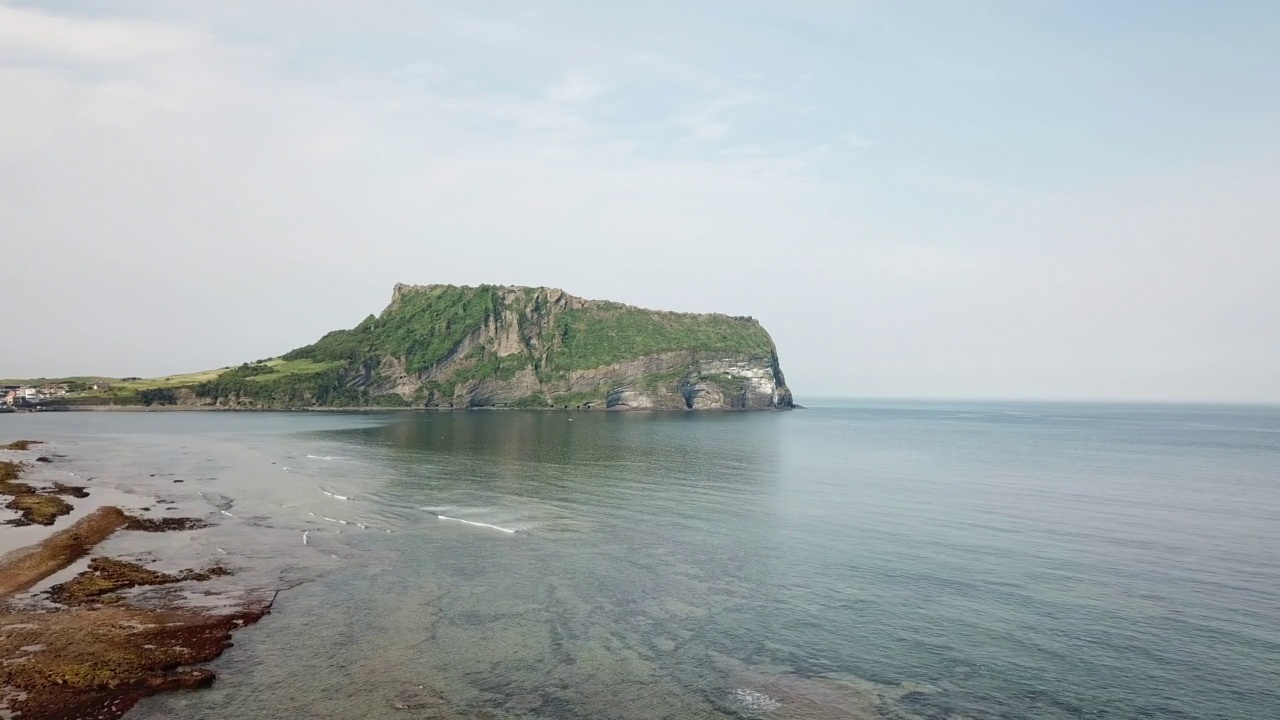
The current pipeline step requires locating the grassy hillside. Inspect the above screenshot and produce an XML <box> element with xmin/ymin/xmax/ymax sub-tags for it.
<box><xmin>6</xmin><ymin>360</ymin><xmax>328</xmax><ymax>392</ymax></box>
<box><xmin>31</xmin><ymin>359</ymin><xmax>344</xmax><ymax>407</ymax></box>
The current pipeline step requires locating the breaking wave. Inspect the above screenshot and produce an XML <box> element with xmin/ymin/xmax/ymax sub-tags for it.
<box><xmin>730</xmin><ymin>689</ymin><xmax>781</xmax><ymax>713</ymax></box>
<box><xmin>419</xmin><ymin>508</ymin><xmax>518</xmax><ymax>534</ymax></box>
<box><xmin>436</xmin><ymin>515</ymin><xmax>517</xmax><ymax>534</ymax></box>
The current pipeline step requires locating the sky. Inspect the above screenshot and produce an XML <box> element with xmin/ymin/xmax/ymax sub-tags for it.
<box><xmin>2</xmin><ymin>1</ymin><xmax>1278</xmax><ymax>402</ymax></box>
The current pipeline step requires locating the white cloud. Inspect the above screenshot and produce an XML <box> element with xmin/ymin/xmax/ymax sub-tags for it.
<box><xmin>546</xmin><ymin>70</ymin><xmax>605</xmax><ymax>104</ymax></box>
<box><xmin>838</xmin><ymin>133</ymin><xmax>874</xmax><ymax>149</ymax></box>
<box><xmin>0</xmin><ymin>5</ymin><xmax>213</xmax><ymax>64</ymax></box>
<box><xmin>679</xmin><ymin>115</ymin><xmax>730</xmax><ymax>141</ymax></box>
<box><xmin>669</xmin><ymin>94</ymin><xmax>765</xmax><ymax>143</ymax></box>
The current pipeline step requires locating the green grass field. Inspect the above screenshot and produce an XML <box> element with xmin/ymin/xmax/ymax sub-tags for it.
<box><xmin>0</xmin><ymin>375</ymin><xmax>117</xmax><ymax>386</ymax></box>
<box><xmin>241</xmin><ymin>358</ymin><xmax>340</xmax><ymax>381</ymax></box>
<box><xmin>2</xmin><ymin>370</ymin><xmax>227</xmax><ymax>389</ymax></box>
<box><xmin>4</xmin><ymin>358</ymin><xmax>338</xmax><ymax>395</ymax></box>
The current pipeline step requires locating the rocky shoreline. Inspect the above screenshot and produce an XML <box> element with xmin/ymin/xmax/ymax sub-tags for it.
<box><xmin>0</xmin><ymin>439</ymin><xmax>274</xmax><ymax>720</ymax></box>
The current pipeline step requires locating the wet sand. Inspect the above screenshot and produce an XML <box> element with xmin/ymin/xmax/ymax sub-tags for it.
<box><xmin>0</xmin><ymin>440</ymin><xmax>274</xmax><ymax>720</ymax></box>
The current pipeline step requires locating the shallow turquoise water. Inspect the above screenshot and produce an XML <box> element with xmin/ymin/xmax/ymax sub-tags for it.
<box><xmin>14</xmin><ymin>402</ymin><xmax>1280</xmax><ymax>718</ymax></box>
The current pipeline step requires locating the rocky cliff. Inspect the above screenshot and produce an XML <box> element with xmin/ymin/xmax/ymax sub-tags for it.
<box><xmin>186</xmin><ymin>284</ymin><xmax>795</xmax><ymax>410</ymax></box>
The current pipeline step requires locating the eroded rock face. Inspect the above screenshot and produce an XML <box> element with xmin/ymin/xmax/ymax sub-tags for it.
<box><xmin>357</xmin><ymin>287</ymin><xmax>796</xmax><ymax>411</ymax></box>
<box><xmin>607</xmin><ymin>388</ymin><xmax>661</xmax><ymax>409</ymax></box>
<box><xmin>596</xmin><ymin>355</ymin><xmax>792</xmax><ymax>410</ymax></box>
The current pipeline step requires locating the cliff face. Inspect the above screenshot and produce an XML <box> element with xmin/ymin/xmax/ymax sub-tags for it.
<box><xmin>196</xmin><ymin>284</ymin><xmax>795</xmax><ymax>410</ymax></box>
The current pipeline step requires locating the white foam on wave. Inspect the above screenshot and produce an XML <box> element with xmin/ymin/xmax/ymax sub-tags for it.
<box><xmin>730</xmin><ymin>689</ymin><xmax>781</xmax><ymax>713</ymax></box>
<box><xmin>321</xmin><ymin>489</ymin><xmax>349</xmax><ymax>500</ymax></box>
<box><xmin>435</xmin><ymin>515</ymin><xmax>517</xmax><ymax>534</ymax></box>
<box><xmin>419</xmin><ymin>505</ymin><xmax>463</xmax><ymax>514</ymax></box>
<box><xmin>220</xmin><ymin>510</ymin><xmax>234</xmax><ymax>517</ymax></box>
<box><xmin>313</xmin><ymin>515</ymin><xmax>370</xmax><ymax>529</ymax></box>
<box><xmin>306</xmin><ymin>455</ymin><xmax>349</xmax><ymax>460</ymax></box>
<box><xmin>302</xmin><ymin>531</ymin><xmax>310</xmax><ymax>545</ymax></box>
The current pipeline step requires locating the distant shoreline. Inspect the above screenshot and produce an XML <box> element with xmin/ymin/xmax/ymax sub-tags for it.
<box><xmin>39</xmin><ymin>404</ymin><xmax>799</xmax><ymax>413</ymax></box>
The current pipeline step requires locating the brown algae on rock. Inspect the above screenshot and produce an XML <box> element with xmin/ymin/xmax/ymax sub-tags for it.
<box><xmin>124</xmin><ymin>515</ymin><xmax>213</xmax><ymax>532</ymax></box>
<box><xmin>0</xmin><ymin>601</ymin><xmax>272</xmax><ymax>720</ymax></box>
<box><xmin>0</xmin><ymin>460</ymin><xmax>77</xmax><ymax>527</ymax></box>
<box><xmin>4</xmin><ymin>493</ymin><xmax>73</xmax><ymax>527</ymax></box>
<box><xmin>0</xmin><ymin>460</ymin><xmax>21</xmax><ymax>483</ymax></box>
<box><xmin>47</xmin><ymin>558</ymin><xmax>233</xmax><ymax>607</ymax></box>
<box><xmin>0</xmin><ymin>509</ymin><xmax>269</xmax><ymax>720</ymax></box>
<box><xmin>0</xmin><ymin>444</ymin><xmax>274</xmax><ymax>720</ymax></box>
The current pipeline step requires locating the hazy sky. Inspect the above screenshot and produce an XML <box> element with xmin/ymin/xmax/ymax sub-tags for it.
<box><xmin>3</xmin><ymin>1</ymin><xmax>1278</xmax><ymax>402</ymax></box>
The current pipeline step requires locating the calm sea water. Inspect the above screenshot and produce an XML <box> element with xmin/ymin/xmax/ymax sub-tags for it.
<box><xmin>10</xmin><ymin>401</ymin><xmax>1279</xmax><ymax>719</ymax></box>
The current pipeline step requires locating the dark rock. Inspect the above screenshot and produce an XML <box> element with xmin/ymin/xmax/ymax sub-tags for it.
<box><xmin>47</xmin><ymin>557</ymin><xmax>233</xmax><ymax>606</ymax></box>
<box><xmin>51</xmin><ymin>482</ymin><xmax>89</xmax><ymax>498</ymax></box>
<box><xmin>125</xmin><ymin>516</ymin><xmax>213</xmax><ymax>532</ymax></box>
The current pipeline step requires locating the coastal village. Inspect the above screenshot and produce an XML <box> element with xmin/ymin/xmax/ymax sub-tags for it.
<box><xmin>0</xmin><ymin>380</ymin><xmax>122</xmax><ymax>411</ymax></box>
<box><xmin>1</xmin><ymin>384</ymin><xmax>64</xmax><ymax>412</ymax></box>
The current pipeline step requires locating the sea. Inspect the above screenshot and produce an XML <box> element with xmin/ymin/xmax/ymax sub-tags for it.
<box><xmin>7</xmin><ymin>401</ymin><xmax>1279</xmax><ymax>719</ymax></box>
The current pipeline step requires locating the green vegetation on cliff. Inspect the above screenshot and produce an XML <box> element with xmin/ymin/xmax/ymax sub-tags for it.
<box><xmin>283</xmin><ymin>286</ymin><xmax>772</xmax><ymax>375</ymax></box>
<box><xmin>44</xmin><ymin>284</ymin><xmax>791</xmax><ymax>410</ymax></box>
<box><xmin>550</xmin><ymin>303</ymin><xmax>773</xmax><ymax>371</ymax></box>
<box><xmin>190</xmin><ymin>363</ymin><xmax>353</xmax><ymax>406</ymax></box>
<box><xmin>285</xmin><ymin>285</ymin><xmax>504</xmax><ymax>373</ymax></box>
